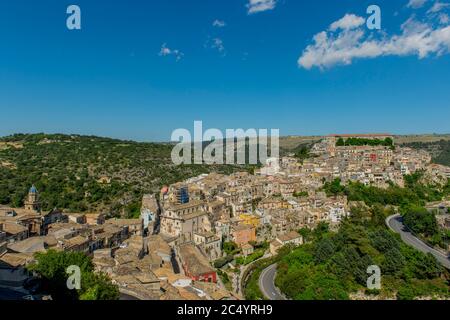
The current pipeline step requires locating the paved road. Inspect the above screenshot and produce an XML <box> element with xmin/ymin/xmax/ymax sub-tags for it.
<box><xmin>258</xmin><ymin>264</ymin><xmax>286</xmax><ymax>300</ymax></box>
<box><xmin>386</xmin><ymin>214</ymin><xmax>450</xmax><ymax>269</ymax></box>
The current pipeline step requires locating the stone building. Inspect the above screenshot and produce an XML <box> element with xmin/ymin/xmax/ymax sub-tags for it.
<box><xmin>231</xmin><ymin>224</ymin><xmax>256</xmax><ymax>247</ymax></box>
<box><xmin>193</xmin><ymin>231</ymin><xmax>222</xmax><ymax>261</ymax></box>
<box><xmin>178</xmin><ymin>244</ymin><xmax>217</xmax><ymax>283</ymax></box>
<box><xmin>160</xmin><ymin>200</ymin><xmax>211</xmax><ymax>242</ymax></box>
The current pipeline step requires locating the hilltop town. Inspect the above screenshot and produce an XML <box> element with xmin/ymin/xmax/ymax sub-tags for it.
<box><xmin>1</xmin><ymin>134</ymin><xmax>450</xmax><ymax>300</ymax></box>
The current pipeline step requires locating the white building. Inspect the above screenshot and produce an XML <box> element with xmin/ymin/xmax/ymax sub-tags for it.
<box><xmin>259</xmin><ymin>157</ymin><xmax>280</xmax><ymax>176</ymax></box>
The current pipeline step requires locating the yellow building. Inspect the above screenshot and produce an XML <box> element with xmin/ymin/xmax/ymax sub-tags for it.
<box><xmin>238</xmin><ymin>214</ymin><xmax>261</xmax><ymax>228</ymax></box>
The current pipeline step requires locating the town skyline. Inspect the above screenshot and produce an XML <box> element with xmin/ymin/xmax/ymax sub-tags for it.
<box><xmin>2</xmin><ymin>130</ymin><xmax>450</xmax><ymax>144</ymax></box>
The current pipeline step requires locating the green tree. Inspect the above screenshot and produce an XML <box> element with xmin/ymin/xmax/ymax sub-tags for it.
<box><xmin>336</xmin><ymin>138</ymin><xmax>345</xmax><ymax>146</ymax></box>
<box><xmin>369</xmin><ymin>229</ymin><xmax>400</xmax><ymax>253</ymax></box>
<box><xmin>382</xmin><ymin>248</ymin><xmax>406</xmax><ymax>276</ymax></box>
<box><xmin>27</xmin><ymin>250</ymin><xmax>119</xmax><ymax>300</ymax></box>
<box><xmin>323</xmin><ymin>178</ymin><xmax>345</xmax><ymax>196</ymax></box>
<box><xmin>223</xmin><ymin>241</ymin><xmax>239</xmax><ymax>255</ymax></box>
<box><xmin>384</xmin><ymin>137</ymin><xmax>394</xmax><ymax>146</ymax></box>
<box><xmin>295</xmin><ymin>147</ymin><xmax>310</xmax><ymax>162</ymax></box>
<box><xmin>403</xmin><ymin>207</ymin><xmax>438</xmax><ymax>237</ymax></box>
<box><xmin>314</xmin><ymin>238</ymin><xmax>336</xmax><ymax>264</ymax></box>
<box><xmin>80</xmin><ymin>272</ymin><xmax>120</xmax><ymax>300</ymax></box>
<box><xmin>312</xmin><ymin>222</ymin><xmax>330</xmax><ymax>240</ymax></box>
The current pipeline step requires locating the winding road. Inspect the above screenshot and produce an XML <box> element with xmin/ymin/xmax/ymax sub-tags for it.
<box><xmin>258</xmin><ymin>264</ymin><xmax>286</xmax><ymax>300</ymax></box>
<box><xmin>386</xmin><ymin>214</ymin><xmax>450</xmax><ymax>269</ymax></box>
<box><xmin>258</xmin><ymin>215</ymin><xmax>450</xmax><ymax>301</ymax></box>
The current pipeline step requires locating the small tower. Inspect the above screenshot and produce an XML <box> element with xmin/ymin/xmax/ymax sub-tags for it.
<box><xmin>24</xmin><ymin>185</ymin><xmax>41</xmax><ymax>213</ymax></box>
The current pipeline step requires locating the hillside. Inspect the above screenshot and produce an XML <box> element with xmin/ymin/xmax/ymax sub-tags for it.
<box><xmin>2</xmin><ymin>133</ymin><xmax>449</xmax><ymax>218</ymax></box>
<box><xmin>400</xmin><ymin>139</ymin><xmax>450</xmax><ymax>167</ymax></box>
<box><xmin>0</xmin><ymin>133</ymin><xmax>252</xmax><ymax>217</ymax></box>
<box><xmin>278</xmin><ymin>134</ymin><xmax>450</xmax><ymax>151</ymax></box>
<box><xmin>279</xmin><ymin>134</ymin><xmax>450</xmax><ymax>166</ymax></box>
<box><xmin>276</xmin><ymin>207</ymin><xmax>450</xmax><ymax>300</ymax></box>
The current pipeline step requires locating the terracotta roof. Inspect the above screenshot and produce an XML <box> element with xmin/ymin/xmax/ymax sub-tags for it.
<box><xmin>106</xmin><ymin>218</ymin><xmax>142</xmax><ymax>226</ymax></box>
<box><xmin>7</xmin><ymin>237</ymin><xmax>46</xmax><ymax>253</ymax></box>
<box><xmin>65</xmin><ymin>235</ymin><xmax>89</xmax><ymax>246</ymax></box>
<box><xmin>0</xmin><ymin>252</ymin><xmax>34</xmax><ymax>267</ymax></box>
<box><xmin>183</xmin><ymin>211</ymin><xmax>208</xmax><ymax>220</ymax></box>
<box><xmin>232</xmin><ymin>224</ymin><xmax>254</xmax><ymax>232</ymax></box>
<box><xmin>2</xmin><ymin>222</ymin><xmax>27</xmax><ymax>235</ymax></box>
<box><xmin>270</xmin><ymin>240</ymin><xmax>282</xmax><ymax>248</ymax></box>
<box><xmin>277</xmin><ymin>231</ymin><xmax>301</xmax><ymax>243</ymax></box>
<box><xmin>148</xmin><ymin>235</ymin><xmax>171</xmax><ymax>256</ymax></box>
<box><xmin>177</xmin><ymin>287</ymin><xmax>203</xmax><ymax>300</ymax></box>
<box><xmin>178</xmin><ymin>244</ymin><xmax>214</xmax><ymax>277</ymax></box>
<box><xmin>135</xmin><ymin>271</ymin><xmax>159</xmax><ymax>284</ymax></box>
<box><xmin>92</xmin><ymin>256</ymin><xmax>116</xmax><ymax>268</ymax></box>
<box><xmin>166</xmin><ymin>200</ymin><xmax>206</xmax><ymax>211</ymax></box>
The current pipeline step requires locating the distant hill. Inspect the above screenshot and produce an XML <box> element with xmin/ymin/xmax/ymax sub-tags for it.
<box><xmin>278</xmin><ymin>134</ymin><xmax>450</xmax><ymax>151</ymax></box>
<box><xmin>279</xmin><ymin>136</ymin><xmax>322</xmax><ymax>151</ymax></box>
<box><xmin>279</xmin><ymin>134</ymin><xmax>450</xmax><ymax>166</ymax></box>
<box><xmin>400</xmin><ymin>139</ymin><xmax>450</xmax><ymax>167</ymax></box>
<box><xmin>1</xmin><ymin>133</ymin><xmax>449</xmax><ymax>218</ymax></box>
<box><xmin>0</xmin><ymin>133</ymin><xmax>252</xmax><ymax>217</ymax></box>
<box><xmin>394</xmin><ymin>134</ymin><xmax>450</xmax><ymax>144</ymax></box>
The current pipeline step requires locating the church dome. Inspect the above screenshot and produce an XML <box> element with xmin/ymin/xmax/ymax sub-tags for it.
<box><xmin>29</xmin><ymin>185</ymin><xmax>38</xmax><ymax>194</ymax></box>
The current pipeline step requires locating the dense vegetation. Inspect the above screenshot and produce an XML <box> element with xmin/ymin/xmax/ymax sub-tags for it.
<box><xmin>27</xmin><ymin>250</ymin><xmax>119</xmax><ymax>300</ymax></box>
<box><xmin>403</xmin><ymin>207</ymin><xmax>439</xmax><ymax>238</ymax></box>
<box><xmin>403</xmin><ymin>206</ymin><xmax>450</xmax><ymax>250</ymax></box>
<box><xmin>323</xmin><ymin>172</ymin><xmax>450</xmax><ymax>212</ymax></box>
<box><xmin>336</xmin><ymin>137</ymin><xmax>394</xmax><ymax>147</ymax></box>
<box><xmin>275</xmin><ymin>208</ymin><xmax>450</xmax><ymax>300</ymax></box>
<box><xmin>0</xmin><ymin>133</ymin><xmax>252</xmax><ymax>217</ymax></box>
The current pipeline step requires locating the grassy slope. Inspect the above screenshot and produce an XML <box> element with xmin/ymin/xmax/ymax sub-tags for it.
<box><xmin>0</xmin><ymin>133</ymin><xmax>251</xmax><ymax>216</ymax></box>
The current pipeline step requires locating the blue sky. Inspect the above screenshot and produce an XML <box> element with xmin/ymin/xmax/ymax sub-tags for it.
<box><xmin>0</xmin><ymin>0</ymin><xmax>449</xmax><ymax>141</ymax></box>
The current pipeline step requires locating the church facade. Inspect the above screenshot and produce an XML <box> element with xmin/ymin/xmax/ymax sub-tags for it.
<box><xmin>0</xmin><ymin>185</ymin><xmax>67</xmax><ymax>240</ymax></box>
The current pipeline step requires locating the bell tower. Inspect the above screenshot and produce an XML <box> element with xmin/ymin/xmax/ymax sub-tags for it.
<box><xmin>24</xmin><ymin>185</ymin><xmax>41</xmax><ymax>213</ymax></box>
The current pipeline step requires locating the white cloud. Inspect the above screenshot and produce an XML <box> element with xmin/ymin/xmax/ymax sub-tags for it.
<box><xmin>439</xmin><ymin>13</ymin><xmax>450</xmax><ymax>23</ymax></box>
<box><xmin>329</xmin><ymin>14</ymin><xmax>366</xmax><ymax>31</ymax></box>
<box><xmin>298</xmin><ymin>14</ymin><xmax>450</xmax><ymax>70</ymax></box>
<box><xmin>159</xmin><ymin>44</ymin><xmax>171</xmax><ymax>57</ymax></box>
<box><xmin>212</xmin><ymin>38</ymin><xmax>225</xmax><ymax>52</ymax></box>
<box><xmin>159</xmin><ymin>43</ymin><xmax>184</xmax><ymax>61</ymax></box>
<box><xmin>213</xmin><ymin>19</ymin><xmax>226</xmax><ymax>28</ymax></box>
<box><xmin>427</xmin><ymin>1</ymin><xmax>450</xmax><ymax>13</ymax></box>
<box><xmin>206</xmin><ymin>38</ymin><xmax>226</xmax><ymax>56</ymax></box>
<box><xmin>407</xmin><ymin>0</ymin><xmax>428</xmax><ymax>9</ymax></box>
<box><xmin>401</xmin><ymin>16</ymin><xmax>430</xmax><ymax>34</ymax></box>
<box><xmin>247</xmin><ymin>0</ymin><xmax>277</xmax><ymax>14</ymax></box>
